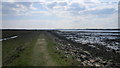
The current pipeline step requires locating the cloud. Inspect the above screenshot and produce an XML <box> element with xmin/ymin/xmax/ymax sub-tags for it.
<box><xmin>58</xmin><ymin>2</ymin><xmax>67</xmax><ymax>6</ymax></box>
<box><xmin>46</xmin><ymin>2</ymin><xmax>57</xmax><ymax>9</ymax></box>
<box><xmin>16</xmin><ymin>2</ymin><xmax>31</xmax><ymax>7</ymax></box>
<box><xmin>46</xmin><ymin>1</ymin><xmax>68</xmax><ymax>10</ymax></box>
<box><xmin>2</xmin><ymin>0</ymin><xmax>117</xmax><ymax>16</ymax></box>
<box><xmin>67</xmin><ymin>2</ymin><xmax>85</xmax><ymax>11</ymax></box>
<box><xmin>2</xmin><ymin>2</ymin><xmax>32</xmax><ymax>16</ymax></box>
<box><xmin>31</xmin><ymin>2</ymin><xmax>48</xmax><ymax>11</ymax></box>
<box><xmin>2</xmin><ymin>0</ymin><xmax>119</xmax><ymax>29</ymax></box>
<box><xmin>84</xmin><ymin>8</ymin><xmax>117</xmax><ymax>16</ymax></box>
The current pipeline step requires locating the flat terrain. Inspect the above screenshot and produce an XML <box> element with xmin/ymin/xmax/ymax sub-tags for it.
<box><xmin>2</xmin><ymin>30</ymin><xmax>73</xmax><ymax>66</ymax></box>
<box><xmin>30</xmin><ymin>33</ymin><xmax>56</xmax><ymax>66</ymax></box>
<box><xmin>2</xmin><ymin>30</ymin><xmax>120</xmax><ymax>67</ymax></box>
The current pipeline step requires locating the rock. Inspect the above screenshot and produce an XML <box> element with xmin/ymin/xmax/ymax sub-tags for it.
<box><xmin>76</xmin><ymin>58</ymin><xmax>81</xmax><ymax>62</ymax></box>
<box><xmin>90</xmin><ymin>59</ymin><xmax>96</xmax><ymax>63</ymax></box>
<box><xmin>95</xmin><ymin>63</ymin><xmax>101</xmax><ymax>66</ymax></box>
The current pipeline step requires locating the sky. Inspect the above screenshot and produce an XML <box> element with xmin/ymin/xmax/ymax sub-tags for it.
<box><xmin>1</xmin><ymin>0</ymin><xmax>119</xmax><ymax>29</ymax></box>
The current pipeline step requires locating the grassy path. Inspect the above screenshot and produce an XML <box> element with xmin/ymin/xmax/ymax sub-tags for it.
<box><xmin>3</xmin><ymin>32</ymin><xmax>70</xmax><ymax>66</ymax></box>
<box><xmin>31</xmin><ymin>33</ymin><xmax>56</xmax><ymax>66</ymax></box>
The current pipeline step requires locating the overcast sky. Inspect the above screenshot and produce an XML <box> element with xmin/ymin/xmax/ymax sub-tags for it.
<box><xmin>1</xmin><ymin>0</ymin><xmax>119</xmax><ymax>29</ymax></box>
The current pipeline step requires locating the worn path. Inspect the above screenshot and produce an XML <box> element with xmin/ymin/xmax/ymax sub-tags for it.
<box><xmin>31</xmin><ymin>34</ymin><xmax>55</xmax><ymax>66</ymax></box>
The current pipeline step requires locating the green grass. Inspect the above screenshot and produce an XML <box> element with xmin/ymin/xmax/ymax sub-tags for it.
<box><xmin>44</xmin><ymin>32</ymin><xmax>80</xmax><ymax>66</ymax></box>
<box><xmin>3</xmin><ymin>31</ymin><xmax>80</xmax><ymax>66</ymax></box>
<box><xmin>30</xmin><ymin>33</ymin><xmax>47</xmax><ymax>66</ymax></box>
<box><xmin>9</xmin><ymin>36</ymin><xmax>38</xmax><ymax>66</ymax></box>
<box><xmin>3</xmin><ymin>31</ymin><xmax>40</xmax><ymax>66</ymax></box>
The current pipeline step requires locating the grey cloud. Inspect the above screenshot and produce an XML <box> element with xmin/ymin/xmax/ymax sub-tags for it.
<box><xmin>46</xmin><ymin>2</ymin><xmax>68</xmax><ymax>9</ymax></box>
<box><xmin>66</xmin><ymin>2</ymin><xmax>86</xmax><ymax>16</ymax></box>
<box><xmin>58</xmin><ymin>2</ymin><xmax>67</xmax><ymax>6</ymax></box>
<box><xmin>67</xmin><ymin>3</ymin><xmax>86</xmax><ymax>11</ymax></box>
<box><xmin>84</xmin><ymin>8</ymin><xmax>117</xmax><ymax>15</ymax></box>
<box><xmin>2</xmin><ymin>2</ymin><xmax>32</xmax><ymax>16</ymax></box>
<box><xmin>16</xmin><ymin>2</ymin><xmax>31</xmax><ymax>8</ymax></box>
<box><xmin>32</xmin><ymin>2</ymin><xmax>48</xmax><ymax>11</ymax></box>
<box><xmin>47</xmin><ymin>2</ymin><xmax>57</xmax><ymax>9</ymax></box>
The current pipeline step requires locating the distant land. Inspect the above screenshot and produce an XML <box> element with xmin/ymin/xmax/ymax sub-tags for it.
<box><xmin>1</xmin><ymin>29</ymin><xmax>120</xmax><ymax>31</ymax></box>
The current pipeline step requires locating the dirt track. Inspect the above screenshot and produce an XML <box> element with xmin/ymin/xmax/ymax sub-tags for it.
<box><xmin>31</xmin><ymin>34</ymin><xmax>55</xmax><ymax>66</ymax></box>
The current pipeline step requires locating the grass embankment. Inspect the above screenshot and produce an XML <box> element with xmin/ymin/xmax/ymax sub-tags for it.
<box><xmin>9</xmin><ymin>32</ymin><xmax>39</xmax><ymax>66</ymax></box>
<box><xmin>3</xmin><ymin>31</ymin><xmax>40</xmax><ymax>66</ymax></box>
<box><xmin>44</xmin><ymin>32</ymin><xmax>80</xmax><ymax>66</ymax></box>
<box><xmin>3</xmin><ymin>31</ymin><xmax>77</xmax><ymax>66</ymax></box>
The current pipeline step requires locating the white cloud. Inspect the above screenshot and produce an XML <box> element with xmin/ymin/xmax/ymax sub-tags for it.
<box><xmin>2</xmin><ymin>0</ymin><xmax>119</xmax><ymax>29</ymax></box>
<box><xmin>30</xmin><ymin>3</ymin><xmax>37</xmax><ymax>10</ymax></box>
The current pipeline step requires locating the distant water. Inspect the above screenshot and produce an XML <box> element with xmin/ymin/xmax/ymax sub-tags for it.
<box><xmin>0</xmin><ymin>36</ymin><xmax>18</xmax><ymax>41</ymax></box>
<box><xmin>58</xmin><ymin>29</ymin><xmax>120</xmax><ymax>51</ymax></box>
<box><xmin>60</xmin><ymin>29</ymin><xmax>120</xmax><ymax>32</ymax></box>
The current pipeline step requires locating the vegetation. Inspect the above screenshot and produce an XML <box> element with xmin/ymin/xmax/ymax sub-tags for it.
<box><xmin>2</xmin><ymin>30</ymin><xmax>76</xmax><ymax>66</ymax></box>
<box><xmin>3</xmin><ymin>30</ymin><xmax>119</xmax><ymax>67</ymax></box>
<box><xmin>2</xmin><ymin>31</ymin><xmax>40</xmax><ymax>66</ymax></box>
<box><xmin>45</xmin><ymin>32</ymin><xmax>79</xmax><ymax>66</ymax></box>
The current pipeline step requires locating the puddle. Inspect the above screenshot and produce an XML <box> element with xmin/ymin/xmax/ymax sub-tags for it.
<box><xmin>88</xmin><ymin>45</ymin><xmax>96</xmax><ymax>48</ymax></box>
<box><xmin>0</xmin><ymin>36</ymin><xmax>18</xmax><ymax>41</ymax></box>
<box><xmin>106</xmin><ymin>45</ymin><xmax>119</xmax><ymax>50</ymax></box>
<box><xmin>56</xmin><ymin>30</ymin><xmax>120</xmax><ymax>51</ymax></box>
